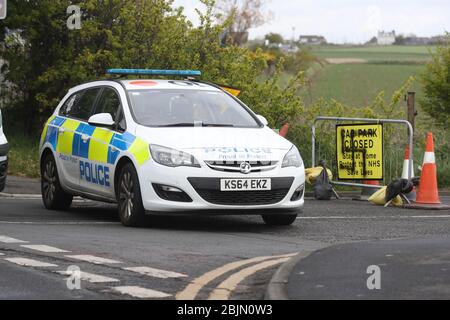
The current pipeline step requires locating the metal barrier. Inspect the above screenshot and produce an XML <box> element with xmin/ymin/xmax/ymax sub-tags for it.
<box><xmin>312</xmin><ymin>117</ymin><xmax>414</xmax><ymax>189</ymax></box>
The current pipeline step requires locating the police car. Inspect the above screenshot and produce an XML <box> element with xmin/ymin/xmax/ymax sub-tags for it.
<box><xmin>0</xmin><ymin>109</ymin><xmax>8</xmax><ymax>192</ymax></box>
<box><xmin>39</xmin><ymin>69</ymin><xmax>305</xmax><ymax>227</ymax></box>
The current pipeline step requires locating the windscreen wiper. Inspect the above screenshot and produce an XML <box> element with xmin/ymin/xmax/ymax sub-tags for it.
<box><xmin>201</xmin><ymin>123</ymin><xmax>235</xmax><ymax>127</ymax></box>
<box><xmin>158</xmin><ymin>123</ymin><xmax>234</xmax><ymax>128</ymax></box>
<box><xmin>158</xmin><ymin>123</ymin><xmax>196</xmax><ymax>127</ymax></box>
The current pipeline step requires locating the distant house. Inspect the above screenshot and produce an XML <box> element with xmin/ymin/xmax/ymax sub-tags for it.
<box><xmin>403</xmin><ymin>36</ymin><xmax>430</xmax><ymax>46</ymax></box>
<box><xmin>402</xmin><ymin>35</ymin><xmax>446</xmax><ymax>46</ymax></box>
<box><xmin>299</xmin><ymin>35</ymin><xmax>326</xmax><ymax>45</ymax></box>
<box><xmin>377</xmin><ymin>31</ymin><xmax>396</xmax><ymax>45</ymax></box>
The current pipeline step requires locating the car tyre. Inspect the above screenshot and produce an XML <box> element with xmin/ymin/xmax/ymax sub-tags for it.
<box><xmin>262</xmin><ymin>214</ymin><xmax>297</xmax><ymax>226</ymax></box>
<box><xmin>41</xmin><ymin>153</ymin><xmax>73</xmax><ymax>210</ymax></box>
<box><xmin>117</xmin><ymin>163</ymin><xmax>146</xmax><ymax>227</ymax></box>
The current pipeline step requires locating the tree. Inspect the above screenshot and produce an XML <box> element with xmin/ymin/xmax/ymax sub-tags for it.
<box><xmin>265</xmin><ymin>32</ymin><xmax>284</xmax><ymax>45</ymax></box>
<box><xmin>0</xmin><ymin>0</ymin><xmax>304</xmax><ymax>133</ymax></box>
<box><xmin>420</xmin><ymin>36</ymin><xmax>450</xmax><ymax>127</ymax></box>
<box><xmin>215</xmin><ymin>0</ymin><xmax>270</xmax><ymax>45</ymax></box>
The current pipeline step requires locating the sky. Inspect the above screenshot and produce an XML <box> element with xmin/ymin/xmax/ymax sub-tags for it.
<box><xmin>172</xmin><ymin>0</ymin><xmax>450</xmax><ymax>44</ymax></box>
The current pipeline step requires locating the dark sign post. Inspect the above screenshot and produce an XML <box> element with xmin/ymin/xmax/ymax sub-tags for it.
<box><xmin>406</xmin><ymin>91</ymin><xmax>417</xmax><ymax>141</ymax></box>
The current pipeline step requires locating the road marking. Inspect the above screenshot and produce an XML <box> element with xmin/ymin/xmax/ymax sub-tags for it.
<box><xmin>124</xmin><ymin>266</ymin><xmax>187</xmax><ymax>279</ymax></box>
<box><xmin>0</xmin><ymin>253</ymin><xmax>4</xmax><ymax>256</ymax></box>
<box><xmin>0</xmin><ymin>235</ymin><xmax>28</xmax><ymax>243</ymax></box>
<box><xmin>21</xmin><ymin>245</ymin><xmax>70</xmax><ymax>253</ymax></box>
<box><xmin>56</xmin><ymin>271</ymin><xmax>120</xmax><ymax>283</ymax></box>
<box><xmin>297</xmin><ymin>215</ymin><xmax>450</xmax><ymax>220</ymax></box>
<box><xmin>176</xmin><ymin>253</ymin><xmax>297</xmax><ymax>300</ymax></box>
<box><xmin>0</xmin><ymin>194</ymin><xmax>41</xmax><ymax>199</ymax></box>
<box><xmin>0</xmin><ymin>221</ymin><xmax>119</xmax><ymax>225</ymax></box>
<box><xmin>208</xmin><ymin>257</ymin><xmax>291</xmax><ymax>300</ymax></box>
<box><xmin>5</xmin><ymin>257</ymin><xmax>58</xmax><ymax>268</ymax></box>
<box><xmin>111</xmin><ymin>286</ymin><xmax>171</xmax><ymax>299</ymax></box>
<box><xmin>65</xmin><ymin>255</ymin><xmax>121</xmax><ymax>265</ymax></box>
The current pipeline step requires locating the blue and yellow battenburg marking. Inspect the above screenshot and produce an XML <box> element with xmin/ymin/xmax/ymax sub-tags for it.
<box><xmin>41</xmin><ymin>116</ymin><xmax>150</xmax><ymax>166</ymax></box>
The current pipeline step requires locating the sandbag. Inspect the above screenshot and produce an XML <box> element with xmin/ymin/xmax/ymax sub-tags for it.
<box><xmin>313</xmin><ymin>164</ymin><xmax>333</xmax><ymax>201</ymax></box>
<box><xmin>368</xmin><ymin>187</ymin><xmax>403</xmax><ymax>207</ymax></box>
<box><xmin>305</xmin><ymin>167</ymin><xmax>333</xmax><ymax>185</ymax></box>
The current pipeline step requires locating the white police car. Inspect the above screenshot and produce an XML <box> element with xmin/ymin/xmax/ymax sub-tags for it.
<box><xmin>0</xmin><ymin>109</ymin><xmax>8</xmax><ymax>192</ymax></box>
<box><xmin>39</xmin><ymin>69</ymin><xmax>305</xmax><ymax>227</ymax></box>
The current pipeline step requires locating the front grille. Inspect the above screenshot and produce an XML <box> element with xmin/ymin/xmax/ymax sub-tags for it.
<box><xmin>205</xmin><ymin>161</ymin><xmax>278</xmax><ymax>173</ymax></box>
<box><xmin>188</xmin><ymin>177</ymin><xmax>294</xmax><ymax>206</ymax></box>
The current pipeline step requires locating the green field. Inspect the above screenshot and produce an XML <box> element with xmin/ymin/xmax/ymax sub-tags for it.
<box><xmin>304</xmin><ymin>63</ymin><xmax>424</xmax><ymax>107</ymax></box>
<box><xmin>310</xmin><ymin>45</ymin><xmax>434</xmax><ymax>63</ymax></box>
<box><xmin>300</xmin><ymin>45</ymin><xmax>433</xmax><ymax>108</ymax></box>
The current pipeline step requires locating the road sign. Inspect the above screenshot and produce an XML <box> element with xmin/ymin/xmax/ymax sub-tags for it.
<box><xmin>336</xmin><ymin>123</ymin><xmax>383</xmax><ymax>180</ymax></box>
<box><xmin>0</xmin><ymin>0</ymin><xmax>6</xmax><ymax>20</ymax></box>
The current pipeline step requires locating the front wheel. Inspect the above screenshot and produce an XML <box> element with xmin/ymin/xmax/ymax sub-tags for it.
<box><xmin>41</xmin><ymin>154</ymin><xmax>73</xmax><ymax>210</ymax></box>
<box><xmin>262</xmin><ymin>214</ymin><xmax>298</xmax><ymax>226</ymax></box>
<box><xmin>117</xmin><ymin>163</ymin><xmax>146</xmax><ymax>227</ymax></box>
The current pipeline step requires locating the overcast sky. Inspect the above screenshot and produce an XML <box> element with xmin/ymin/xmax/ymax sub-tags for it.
<box><xmin>172</xmin><ymin>0</ymin><xmax>450</xmax><ymax>44</ymax></box>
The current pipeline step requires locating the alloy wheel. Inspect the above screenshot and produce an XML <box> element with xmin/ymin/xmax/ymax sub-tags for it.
<box><xmin>119</xmin><ymin>171</ymin><xmax>134</xmax><ymax>220</ymax></box>
<box><xmin>42</xmin><ymin>161</ymin><xmax>56</xmax><ymax>204</ymax></box>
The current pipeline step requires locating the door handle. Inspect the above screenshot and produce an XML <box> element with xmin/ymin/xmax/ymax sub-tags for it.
<box><xmin>81</xmin><ymin>134</ymin><xmax>90</xmax><ymax>143</ymax></box>
<box><xmin>58</xmin><ymin>127</ymin><xmax>65</xmax><ymax>134</ymax></box>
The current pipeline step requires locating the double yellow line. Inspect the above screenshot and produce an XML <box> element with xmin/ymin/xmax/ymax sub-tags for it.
<box><xmin>176</xmin><ymin>253</ymin><xmax>297</xmax><ymax>300</ymax></box>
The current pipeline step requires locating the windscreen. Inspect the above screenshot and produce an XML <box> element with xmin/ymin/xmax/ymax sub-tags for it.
<box><xmin>127</xmin><ymin>90</ymin><xmax>260</xmax><ymax>128</ymax></box>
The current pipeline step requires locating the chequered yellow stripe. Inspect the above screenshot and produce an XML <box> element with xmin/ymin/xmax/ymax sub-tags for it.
<box><xmin>40</xmin><ymin>115</ymin><xmax>55</xmax><ymax>146</ymax></box>
<box><xmin>88</xmin><ymin>127</ymin><xmax>114</xmax><ymax>163</ymax></box>
<box><xmin>128</xmin><ymin>138</ymin><xmax>150</xmax><ymax>166</ymax></box>
<box><xmin>56</xmin><ymin>119</ymin><xmax>79</xmax><ymax>155</ymax></box>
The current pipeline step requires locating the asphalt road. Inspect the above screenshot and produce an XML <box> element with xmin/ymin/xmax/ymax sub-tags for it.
<box><xmin>0</xmin><ymin>194</ymin><xmax>449</xmax><ymax>300</ymax></box>
<box><xmin>288</xmin><ymin>237</ymin><xmax>450</xmax><ymax>300</ymax></box>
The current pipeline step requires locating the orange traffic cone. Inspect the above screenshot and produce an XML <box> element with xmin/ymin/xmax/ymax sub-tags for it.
<box><xmin>416</xmin><ymin>133</ymin><xmax>441</xmax><ymax>205</ymax></box>
<box><xmin>402</xmin><ymin>145</ymin><xmax>416</xmax><ymax>201</ymax></box>
<box><xmin>401</xmin><ymin>145</ymin><xmax>415</xmax><ymax>180</ymax></box>
<box><xmin>279</xmin><ymin>123</ymin><xmax>290</xmax><ymax>138</ymax></box>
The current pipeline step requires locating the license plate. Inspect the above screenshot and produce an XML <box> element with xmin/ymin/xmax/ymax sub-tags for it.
<box><xmin>220</xmin><ymin>179</ymin><xmax>272</xmax><ymax>192</ymax></box>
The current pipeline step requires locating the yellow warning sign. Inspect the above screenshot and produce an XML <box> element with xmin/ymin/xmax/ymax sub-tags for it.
<box><xmin>336</xmin><ymin>124</ymin><xmax>383</xmax><ymax>180</ymax></box>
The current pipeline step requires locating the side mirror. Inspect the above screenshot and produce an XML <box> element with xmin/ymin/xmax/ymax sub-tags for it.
<box><xmin>256</xmin><ymin>115</ymin><xmax>268</xmax><ymax>126</ymax></box>
<box><xmin>88</xmin><ymin>113</ymin><xmax>115</xmax><ymax>128</ymax></box>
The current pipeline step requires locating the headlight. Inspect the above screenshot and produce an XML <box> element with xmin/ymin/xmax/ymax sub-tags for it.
<box><xmin>150</xmin><ymin>145</ymin><xmax>200</xmax><ymax>168</ymax></box>
<box><xmin>282</xmin><ymin>145</ymin><xmax>303</xmax><ymax>168</ymax></box>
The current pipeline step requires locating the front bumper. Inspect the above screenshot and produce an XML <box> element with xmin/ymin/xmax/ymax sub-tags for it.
<box><xmin>137</xmin><ymin>160</ymin><xmax>305</xmax><ymax>215</ymax></box>
<box><xmin>0</xmin><ymin>142</ymin><xmax>8</xmax><ymax>157</ymax></box>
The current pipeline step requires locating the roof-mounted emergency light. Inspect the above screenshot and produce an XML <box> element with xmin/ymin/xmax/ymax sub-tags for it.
<box><xmin>106</xmin><ymin>69</ymin><xmax>202</xmax><ymax>77</ymax></box>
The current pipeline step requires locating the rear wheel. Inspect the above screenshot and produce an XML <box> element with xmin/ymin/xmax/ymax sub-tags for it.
<box><xmin>262</xmin><ymin>214</ymin><xmax>297</xmax><ymax>226</ymax></box>
<box><xmin>117</xmin><ymin>163</ymin><xmax>146</xmax><ymax>227</ymax></box>
<box><xmin>41</xmin><ymin>154</ymin><xmax>73</xmax><ymax>210</ymax></box>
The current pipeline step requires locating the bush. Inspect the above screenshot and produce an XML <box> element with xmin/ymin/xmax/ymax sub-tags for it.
<box><xmin>420</xmin><ymin>36</ymin><xmax>450</xmax><ymax>128</ymax></box>
<box><xmin>0</xmin><ymin>0</ymin><xmax>305</xmax><ymax>135</ymax></box>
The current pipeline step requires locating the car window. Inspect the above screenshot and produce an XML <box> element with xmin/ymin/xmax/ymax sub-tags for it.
<box><xmin>95</xmin><ymin>88</ymin><xmax>121</xmax><ymax>121</ymax></box>
<box><xmin>127</xmin><ymin>90</ymin><xmax>260</xmax><ymax>128</ymax></box>
<box><xmin>62</xmin><ymin>88</ymin><xmax>101</xmax><ymax>121</ymax></box>
<box><xmin>59</xmin><ymin>92</ymin><xmax>83</xmax><ymax>117</ymax></box>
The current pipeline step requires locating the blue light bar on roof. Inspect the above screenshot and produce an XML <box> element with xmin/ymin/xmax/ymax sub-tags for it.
<box><xmin>106</xmin><ymin>69</ymin><xmax>202</xmax><ymax>77</ymax></box>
